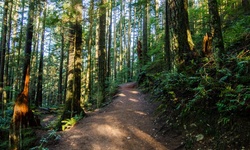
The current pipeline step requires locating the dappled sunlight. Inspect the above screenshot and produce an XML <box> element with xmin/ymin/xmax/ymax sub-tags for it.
<box><xmin>134</xmin><ymin>110</ymin><xmax>147</xmax><ymax>116</ymax></box>
<box><xmin>129</xmin><ymin>90</ymin><xmax>139</xmax><ymax>94</ymax></box>
<box><xmin>128</xmin><ymin>125</ymin><xmax>167</xmax><ymax>149</ymax></box>
<box><xmin>95</xmin><ymin>124</ymin><xmax>126</xmax><ymax>138</ymax></box>
<box><xmin>90</xmin><ymin>144</ymin><xmax>102</xmax><ymax>150</ymax></box>
<box><xmin>129</xmin><ymin>98</ymin><xmax>139</xmax><ymax>102</ymax></box>
<box><xmin>69</xmin><ymin>134</ymin><xmax>82</xmax><ymax>139</ymax></box>
<box><xmin>47</xmin><ymin>82</ymin><xmax>171</xmax><ymax>150</ymax></box>
<box><xmin>118</xmin><ymin>93</ymin><xmax>126</xmax><ymax>97</ymax></box>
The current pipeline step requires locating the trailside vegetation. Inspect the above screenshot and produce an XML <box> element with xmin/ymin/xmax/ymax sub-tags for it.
<box><xmin>138</xmin><ymin>0</ymin><xmax>250</xmax><ymax>149</ymax></box>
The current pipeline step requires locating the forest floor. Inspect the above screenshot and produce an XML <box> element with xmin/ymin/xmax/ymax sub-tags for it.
<box><xmin>45</xmin><ymin>82</ymin><xmax>184</xmax><ymax>150</ymax></box>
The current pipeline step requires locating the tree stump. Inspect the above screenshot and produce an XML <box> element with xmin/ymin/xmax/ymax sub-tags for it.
<box><xmin>202</xmin><ymin>32</ymin><xmax>213</xmax><ymax>57</ymax></box>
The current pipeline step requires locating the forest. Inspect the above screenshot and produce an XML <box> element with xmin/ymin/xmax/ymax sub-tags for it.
<box><xmin>0</xmin><ymin>0</ymin><xmax>250</xmax><ymax>149</ymax></box>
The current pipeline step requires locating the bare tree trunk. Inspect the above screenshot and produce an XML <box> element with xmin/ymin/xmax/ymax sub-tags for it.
<box><xmin>85</xmin><ymin>0</ymin><xmax>94</xmax><ymax>103</ymax></box>
<box><xmin>113</xmin><ymin>1</ymin><xmax>117</xmax><ymax>80</ymax></box>
<box><xmin>165</xmin><ymin>0</ymin><xmax>171</xmax><ymax>71</ymax></box>
<box><xmin>127</xmin><ymin>0</ymin><xmax>132</xmax><ymax>81</ymax></box>
<box><xmin>0</xmin><ymin>0</ymin><xmax>9</xmax><ymax>117</ymax></box>
<box><xmin>58</xmin><ymin>26</ymin><xmax>65</xmax><ymax>105</ymax></box>
<box><xmin>97</xmin><ymin>0</ymin><xmax>107</xmax><ymax>106</ymax></box>
<box><xmin>5</xmin><ymin>0</ymin><xmax>14</xmax><ymax>103</ymax></box>
<box><xmin>107</xmin><ymin>0</ymin><xmax>112</xmax><ymax>81</ymax></box>
<box><xmin>9</xmin><ymin>0</ymin><xmax>39</xmax><ymax>149</ymax></box>
<box><xmin>36</xmin><ymin>1</ymin><xmax>47</xmax><ymax>107</ymax></box>
<box><xmin>142</xmin><ymin>0</ymin><xmax>149</xmax><ymax>66</ymax></box>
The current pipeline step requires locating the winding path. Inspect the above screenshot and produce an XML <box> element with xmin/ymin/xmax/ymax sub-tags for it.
<box><xmin>48</xmin><ymin>82</ymin><xmax>183</xmax><ymax>150</ymax></box>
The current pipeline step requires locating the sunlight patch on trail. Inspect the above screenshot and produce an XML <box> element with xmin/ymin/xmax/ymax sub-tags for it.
<box><xmin>128</xmin><ymin>125</ymin><xmax>167</xmax><ymax>149</ymax></box>
<box><xmin>129</xmin><ymin>90</ymin><xmax>139</xmax><ymax>94</ymax></box>
<box><xmin>129</xmin><ymin>98</ymin><xmax>139</xmax><ymax>102</ymax></box>
<box><xmin>118</xmin><ymin>93</ymin><xmax>126</xmax><ymax>97</ymax></box>
<box><xmin>134</xmin><ymin>110</ymin><xmax>147</xmax><ymax>115</ymax></box>
<box><xmin>94</xmin><ymin>124</ymin><xmax>126</xmax><ymax>138</ymax></box>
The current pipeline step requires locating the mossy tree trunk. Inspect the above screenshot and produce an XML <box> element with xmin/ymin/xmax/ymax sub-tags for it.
<box><xmin>59</xmin><ymin>0</ymin><xmax>85</xmax><ymax>125</ymax></box>
<box><xmin>208</xmin><ymin>0</ymin><xmax>225</xmax><ymax>67</ymax></box>
<box><xmin>97</xmin><ymin>0</ymin><xmax>107</xmax><ymax>107</ymax></box>
<box><xmin>177</xmin><ymin>0</ymin><xmax>195</xmax><ymax>62</ymax></box>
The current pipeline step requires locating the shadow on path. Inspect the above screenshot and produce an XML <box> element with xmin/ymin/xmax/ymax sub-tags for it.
<box><xmin>47</xmin><ymin>82</ymin><xmax>183</xmax><ymax>150</ymax></box>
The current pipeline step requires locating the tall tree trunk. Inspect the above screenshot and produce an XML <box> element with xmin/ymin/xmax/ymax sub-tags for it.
<box><xmin>127</xmin><ymin>0</ymin><xmax>132</xmax><ymax>81</ymax></box>
<box><xmin>58</xmin><ymin>26</ymin><xmax>65</xmax><ymax>105</ymax></box>
<box><xmin>177</xmin><ymin>0</ymin><xmax>194</xmax><ymax>62</ymax></box>
<box><xmin>85</xmin><ymin>0</ymin><xmax>94</xmax><ymax>103</ymax></box>
<box><xmin>113</xmin><ymin>0</ymin><xmax>117</xmax><ymax>80</ymax></box>
<box><xmin>10</xmin><ymin>0</ymin><xmax>19</xmax><ymax>102</ymax></box>
<box><xmin>30</xmin><ymin>2</ymin><xmax>41</xmax><ymax>105</ymax></box>
<box><xmin>208</xmin><ymin>0</ymin><xmax>225</xmax><ymax>67</ymax></box>
<box><xmin>60</xmin><ymin>0</ymin><xmax>85</xmax><ymax>125</ymax></box>
<box><xmin>36</xmin><ymin>1</ymin><xmax>47</xmax><ymax>107</ymax></box>
<box><xmin>9</xmin><ymin>0</ymin><xmax>39</xmax><ymax>149</ymax></box>
<box><xmin>97</xmin><ymin>0</ymin><xmax>107</xmax><ymax>107</ymax></box>
<box><xmin>165</xmin><ymin>0</ymin><xmax>171</xmax><ymax>71</ymax></box>
<box><xmin>119</xmin><ymin>0</ymin><xmax>123</xmax><ymax>77</ymax></box>
<box><xmin>107</xmin><ymin>0</ymin><xmax>112</xmax><ymax>81</ymax></box>
<box><xmin>0</xmin><ymin>0</ymin><xmax>9</xmax><ymax>117</ymax></box>
<box><xmin>131</xmin><ymin>4</ymin><xmax>136</xmax><ymax>78</ymax></box>
<box><xmin>5</xmin><ymin>0</ymin><xmax>14</xmax><ymax>104</ymax></box>
<box><xmin>142</xmin><ymin>0</ymin><xmax>149</xmax><ymax>66</ymax></box>
<box><xmin>15</xmin><ymin>0</ymin><xmax>25</xmax><ymax>93</ymax></box>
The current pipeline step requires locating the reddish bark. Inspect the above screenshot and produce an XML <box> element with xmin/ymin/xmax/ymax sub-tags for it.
<box><xmin>137</xmin><ymin>40</ymin><xmax>142</xmax><ymax>60</ymax></box>
<box><xmin>202</xmin><ymin>32</ymin><xmax>213</xmax><ymax>56</ymax></box>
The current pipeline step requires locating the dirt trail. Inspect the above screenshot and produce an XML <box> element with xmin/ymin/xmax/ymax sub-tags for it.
<box><xmin>47</xmin><ymin>82</ymin><xmax>183</xmax><ymax>150</ymax></box>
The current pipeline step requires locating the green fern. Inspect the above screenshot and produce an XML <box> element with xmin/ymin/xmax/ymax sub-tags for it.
<box><xmin>61</xmin><ymin>117</ymin><xmax>77</xmax><ymax>131</ymax></box>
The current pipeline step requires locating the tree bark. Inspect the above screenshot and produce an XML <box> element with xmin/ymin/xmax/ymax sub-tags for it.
<box><xmin>59</xmin><ymin>0</ymin><xmax>85</xmax><ymax>125</ymax></box>
<box><xmin>97</xmin><ymin>0</ymin><xmax>107</xmax><ymax>107</ymax></box>
<box><xmin>85</xmin><ymin>0</ymin><xmax>94</xmax><ymax>103</ymax></box>
<box><xmin>113</xmin><ymin>0</ymin><xmax>117</xmax><ymax>80</ymax></box>
<box><xmin>9</xmin><ymin>0</ymin><xmax>39</xmax><ymax>149</ymax></box>
<box><xmin>36</xmin><ymin>1</ymin><xmax>47</xmax><ymax>107</ymax></box>
<box><xmin>208</xmin><ymin>0</ymin><xmax>225</xmax><ymax>67</ymax></box>
<box><xmin>58</xmin><ymin>25</ymin><xmax>64</xmax><ymax>105</ymax></box>
<box><xmin>165</xmin><ymin>0</ymin><xmax>171</xmax><ymax>71</ymax></box>
<box><xmin>127</xmin><ymin>0</ymin><xmax>132</xmax><ymax>80</ymax></box>
<box><xmin>0</xmin><ymin>0</ymin><xmax>9</xmax><ymax>116</ymax></box>
<box><xmin>142</xmin><ymin>0</ymin><xmax>149</xmax><ymax>66</ymax></box>
<box><xmin>107</xmin><ymin>0</ymin><xmax>112</xmax><ymax>81</ymax></box>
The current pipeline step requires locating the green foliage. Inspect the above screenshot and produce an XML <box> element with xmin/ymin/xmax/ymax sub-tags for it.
<box><xmin>31</xmin><ymin>130</ymin><xmax>61</xmax><ymax>150</ymax></box>
<box><xmin>0</xmin><ymin>103</ymin><xmax>14</xmax><ymax>149</ymax></box>
<box><xmin>61</xmin><ymin>117</ymin><xmax>77</xmax><ymax>131</ymax></box>
<box><xmin>141</xmin><ymin>48</ymin><xmax>250</xmax><ymax>148</ymax></box>
<box><xmin>22</xmin><ymin>128</ymin><xmax>38</xmax><ymax>149</ymax></box>
<box><xmin>61</xmin><ymin>112</ymin><xmax>83</xmax><ymax>131</ymax></box>
<box><xmin>224</xmin><ymin>15</ymin><xmax>250</xmax><ymax>48</ymax></box>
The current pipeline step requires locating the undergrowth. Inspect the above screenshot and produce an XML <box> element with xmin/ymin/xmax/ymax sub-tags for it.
<box><xmin>140</xmin><ymin>49</ymin><xmax>250</xmax><ymax>149</ymax></box>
